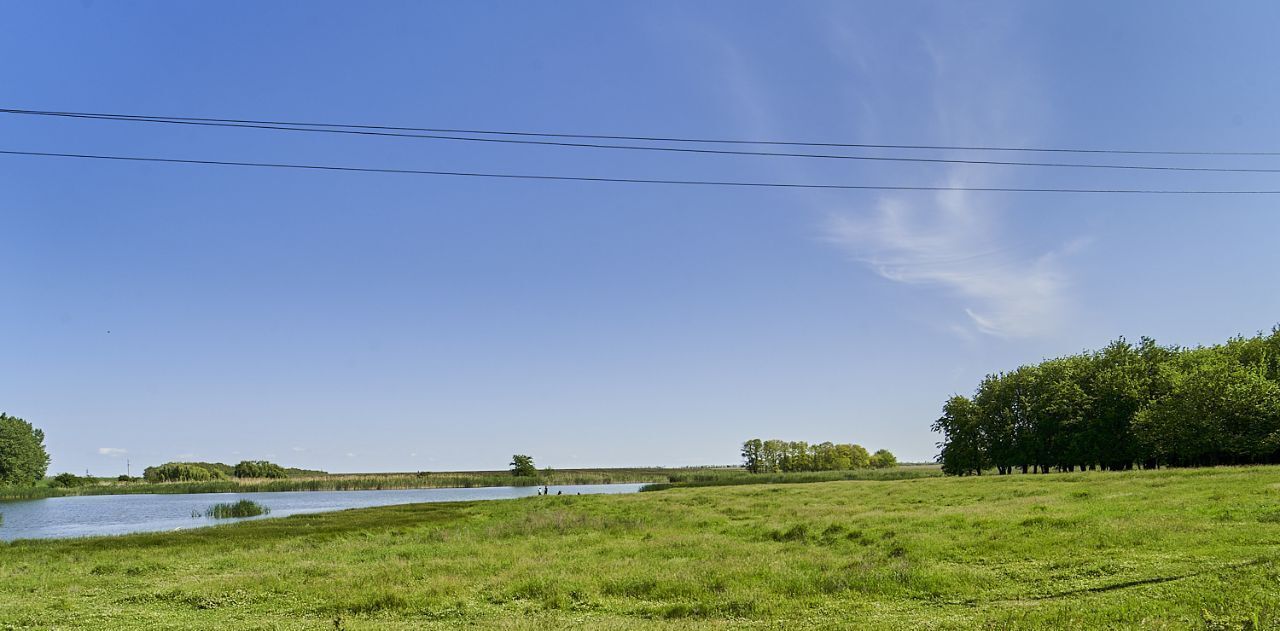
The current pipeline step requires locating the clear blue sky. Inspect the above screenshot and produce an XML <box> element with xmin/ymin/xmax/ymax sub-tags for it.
<box><xmin>3</xmin><ymin>1</ymin><xmax>1280</xmax><ymax>475</ymax></box>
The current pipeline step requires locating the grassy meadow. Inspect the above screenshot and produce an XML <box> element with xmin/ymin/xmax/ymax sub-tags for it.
<box><xmin>3</xmin><ymin>466</ymin><xmax>1280</xmax><ymax>629</ymax></box>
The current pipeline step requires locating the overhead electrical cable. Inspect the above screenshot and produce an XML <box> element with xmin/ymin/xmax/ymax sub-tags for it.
<box><xmin>4</xmin><ymin>108</ymin><xmax>1280</xmax><ymax>171</ymax></box>
<box><xmin>5</xmin><ymin>148</ymin><xmax>1280</xmax><ymax>194</ymax></box>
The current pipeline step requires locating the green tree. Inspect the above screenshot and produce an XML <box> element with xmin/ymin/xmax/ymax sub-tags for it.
<box><xmin>741</xmin><ymin>439</ymin><xmax>764</xmax><ymax>473</ymax></box>
<box><xmin>846</xmin><ymin>444</ymin><xmax>872</xmax><ymax>469</ymax></box>
<box><xmin>509</xmin><ymin>454</ymin><xmax>537</xmax><ymax>477</ymax></box>
<box><xmin>869</xmin><ymin>449</ymin><xmax>898</xmax><ymax>469</ymax></box>
<box><xmin>0</xmin><ymin>413</ymin><xmax>51</xmax><ymax>486</ymax></box>
<box><xmin>933</xmin><ymin>395</ymin><xmax>987</xmax><ymax>475</ymax></box>
<box><xmin>143</xmin><ymin>462</ymin><xmax>228</xmax><ymax>482</ymax></box>
<box><xmin>1133</xmin><ymin>347</ymin><xmax>1280</xmax><ymax>466</ymax></box>
<box><xmin>233</xmin><ymin>460</ymin><xmax>287</xmax><ymax>479</ymax></box>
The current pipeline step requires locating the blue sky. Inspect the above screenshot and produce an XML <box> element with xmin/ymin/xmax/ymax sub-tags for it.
<box><xmin>3</xmin><ymin>1</ymin><xmax>1280</xmax><ymax>475</ymax></box>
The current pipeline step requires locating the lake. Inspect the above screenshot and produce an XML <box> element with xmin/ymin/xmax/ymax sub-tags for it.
<box><xmin>0</xmin><ymin>483</ymin><xmax>646</xmax><ymax>541</ymax></box>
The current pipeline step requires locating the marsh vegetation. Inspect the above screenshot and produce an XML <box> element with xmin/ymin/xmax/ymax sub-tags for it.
<box><xmin>198</xmin><ymin>500</ymin><xmax>269</xmax><ymax>519</ymax></box>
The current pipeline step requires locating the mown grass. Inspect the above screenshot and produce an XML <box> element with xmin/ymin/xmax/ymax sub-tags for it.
<box><xmin>0</xmin><ymin>467</ymin><xmax>686</xmax><ymax>500</ymax></box>
<box><xmin>3</xmin><ymin>466</ymin><xmax>1280</xmax><ymax>629</ymax></box>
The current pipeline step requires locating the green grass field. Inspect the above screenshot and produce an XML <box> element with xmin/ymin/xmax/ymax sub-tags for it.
<box><xmin>3</xmin><ymin>466</ymin><xmax>1279</xmax><ymax>629</ymax></box>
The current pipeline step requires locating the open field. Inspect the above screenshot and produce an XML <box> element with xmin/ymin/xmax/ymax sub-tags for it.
<box><xmin>3</xmin><ymin>466</ymin><xmax>1280</xmax><ymax>629</ymax></box>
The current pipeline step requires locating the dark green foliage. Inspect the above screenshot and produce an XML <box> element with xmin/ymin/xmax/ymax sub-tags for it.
<box><xmin>232</xmin><ymin>460</ymin><xmax>287</xmax><ymax>479</ymax></box>
<box><xmin>201</xmin><ymin>499</ymin><xmax>269</xmax><ymax>519</ymax></box>
<box><xmin>0</xmin><ymin>413</ymin><xmax>51</xmax><ymax>486</ymax></box>
<box><xmin>740</xmin><ymin>439</ymin><xmax>886</xmax><ymax>473</ymax></box>
<box><xmin>932</xmin><ymin>396</ymin><xmax>988</xmax><ymax>475</ymax></box>
<box><xmin>935</xmin><ymin>327</ymin><xmax>1280</xmax><ymax>474</ymax></box>
<box><xmin>510</xmin><ymin>454</ymin><xmax>538</xmax><ymax>477</ymax></box>
<box><xmin>143</xmin><ymin>462</ymin><xmax>229</xmax><ymax>483</ymax></box>
<box><xmin>50</xmin><ymin>472</ymin><xmax>91</xmax><ymax>488</ymax></box>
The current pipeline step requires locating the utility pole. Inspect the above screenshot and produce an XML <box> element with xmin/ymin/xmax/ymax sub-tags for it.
<box><xmin>127</xmin><ymin>459</ymin><xmax>131</xmax><ymax>478</ymax></box>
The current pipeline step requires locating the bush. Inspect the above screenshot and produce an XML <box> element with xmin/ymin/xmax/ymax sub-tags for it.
<box><xmin>233</xmin><ymin>460</ymin><xmax>287</xmax><ymax>479</ymax></box>
<box><xmin>117</xmin><ymin>474</ymin><xmax>136</xmax><ymax>482</ymax></box>
<box><xmin>50</xmin><ymin>472</ymin><xmax>91</xmax><ymax>488</ymax></box>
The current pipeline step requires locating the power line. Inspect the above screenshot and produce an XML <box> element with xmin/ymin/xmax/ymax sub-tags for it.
<box><xmin>5</xmin><ymin>148</ymin><xmax>1280</xmax><ymax>194</ymax></box>
<box><xmin>4</xmin><ymin>108</ymin><xmax>1280</xmax><ymax>173</ymax></box>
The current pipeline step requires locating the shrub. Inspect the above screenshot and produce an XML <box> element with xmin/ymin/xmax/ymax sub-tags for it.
<box><xmin>50</xmin><ymin>472</ymin><xmax>90</xmax><ymax>488</ymax></box>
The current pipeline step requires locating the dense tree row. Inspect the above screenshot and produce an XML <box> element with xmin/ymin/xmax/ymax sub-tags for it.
<box><xmin>142</xmin><ymin>460</ymin><xmax>322</xmax><ymax>482</ymax></box>
<box><xmin>741</xmin><ymin>439</ymin><xmax>896</xmax><ymax>473</ymax></box>
<box><xmin>144</xmin><ymin>462</ymin><xmax>230</xmax><ymax>482</ymax></box>
<box><xmin>933</xmin><ymin>328</ymin><xmax>1280</xmax><ymax>475</ymax></box>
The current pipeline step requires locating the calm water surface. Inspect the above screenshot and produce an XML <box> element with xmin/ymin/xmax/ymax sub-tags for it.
<box><xmin>0</xmin><ymin>483</ymin><xmax>645</xmax><ymax>541</ymax></box>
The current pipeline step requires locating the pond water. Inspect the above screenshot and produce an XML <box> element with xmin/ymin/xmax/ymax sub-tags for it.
<box><xmin>0</xmin><ymin>483</ymin><xmax>646</xmax><ymax>541</ymax></box>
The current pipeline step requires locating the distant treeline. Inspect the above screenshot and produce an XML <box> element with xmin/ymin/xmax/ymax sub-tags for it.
<box><xmin>143</xmin><ymin>460</ymin><xmax>326</xmax><ymax>482</ymax></box>
<box><xmin>933</xmin><ymin>328</ymin><xmax>1280</xmax><ymax>475</ymax></box>
<box><xmin>741</xmin><ymin>439</ymin><xmax>897</xmax><ymax>473</ymax></box>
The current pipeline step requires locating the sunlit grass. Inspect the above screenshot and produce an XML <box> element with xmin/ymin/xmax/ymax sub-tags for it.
<box><xmin>3</xmin><ymin>466</ymin><xmax>1280</xmax><ymax>628</ymax></box>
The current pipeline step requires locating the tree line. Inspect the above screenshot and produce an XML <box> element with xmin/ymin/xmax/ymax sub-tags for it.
<box><xmin>740</xmin><ymin>439</ymin><xmax>897</xmax><ymax>473</ymax></box>
<box><xmin>933</xmin><ymin>328</ymin><xmax>1280</xmax><ymax>475</ymax></box>
<box><xmin>143</xmin><ymin>460</ymin><xmax>323</xmax><ymax>482</ymax></box>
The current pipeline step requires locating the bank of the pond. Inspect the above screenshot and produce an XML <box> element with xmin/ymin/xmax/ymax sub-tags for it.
<box><xmin>0</xmin><ymin>468</ymin><xmax>681</xmax><ymax>500</ymax></box>
<box><xmin>0</xmin><ymin>483</ymin><xmax>646</xmax><ymax>541</ymax></box>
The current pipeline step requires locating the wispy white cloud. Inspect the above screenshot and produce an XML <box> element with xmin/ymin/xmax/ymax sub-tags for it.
<box><xmin>825</xmin><ymin>187</ymin><xmax>1085</xmax><ymax>338</ymax></box>
<box><xmin>97</xmin><ymin>447</ymin><xmax>126</xmax><ymax>457</ymax></box>
<box><xmin>815</xmin><ymin>8</ymin><xmax>1086</xmax><ymax>339</ymax></box>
